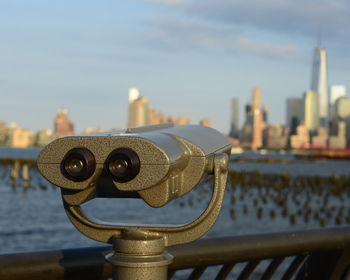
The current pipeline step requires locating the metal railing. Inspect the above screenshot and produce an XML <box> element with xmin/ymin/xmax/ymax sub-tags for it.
<box><xmin>1</xmin><ymin>227</ymin><xmax>350</xmax><ymax>280</ymax></box>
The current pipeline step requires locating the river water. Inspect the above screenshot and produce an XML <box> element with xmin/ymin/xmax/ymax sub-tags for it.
<box><xmin>0</xmin><ymin>148</ymin><xmax>350</xmax><ymax>278</ymax></box>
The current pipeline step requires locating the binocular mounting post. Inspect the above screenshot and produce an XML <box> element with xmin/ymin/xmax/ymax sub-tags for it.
<box><xmin>63</xmin><ymin>153</ymin><xmax>229</xmax><ymax>280</ymax></box>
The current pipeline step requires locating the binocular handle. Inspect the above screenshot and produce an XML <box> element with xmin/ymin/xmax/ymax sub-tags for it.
<box><xmin>63</xmin><ymin>153</ymin><xmax>229</xmax><ymax>247</ymax></box>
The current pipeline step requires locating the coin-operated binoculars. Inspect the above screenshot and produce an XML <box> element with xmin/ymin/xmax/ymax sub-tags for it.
<box><xmin>38</xmin><ymin>123</ymin><xmax>231</xmax><ymax>280</ymax></box>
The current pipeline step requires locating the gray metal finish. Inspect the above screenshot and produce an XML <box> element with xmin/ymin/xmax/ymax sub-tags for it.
<box><xmin>37</xmin><ymin>124</ymin><xmax>231</xmax><ymax>280</ymax></box>
<box><xmin>37</xmin><ymin>124</ymin><xmax>231</xmax><ymax>207</ymax></box>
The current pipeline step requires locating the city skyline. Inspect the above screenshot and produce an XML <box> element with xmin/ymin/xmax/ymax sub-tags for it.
<box><xmin>1</xmin><ymin>79</ymin><xmax>349</xmax><ymax>149</ymax></box>
<box><xmin>1</xmin><ymin>1</ymin><xmax>350</xmax><ymax>134</ymax></box>
<box><xmin>1</xmin><ymin>76</ymin><xmax>348</xmax><ymax>135</ymax></box>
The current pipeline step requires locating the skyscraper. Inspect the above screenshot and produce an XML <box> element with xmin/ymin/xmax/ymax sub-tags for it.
<box><xmin>127</xmin><ymin>88</ymin><xmax>144</xmax><ymax>127</ymax></box>
<box><xmin>311</xmin><ymin>46</ymin><xmax>329</xmax><ymax>127</ymax></box>
<box><xmin>54</xmin><ymin>109</ymin><xmax>74</xmax><ymax>138</ymax></box>
<box><xmin>0</xmin><ymin>122</ymin><xmax>7</xmax><ymax>146</ymax></box>
<box><xmin>286</xmin><ymin>98</ymin><xmax>303</xmax><ymax>135</ymax></box>
<box><xmin>334</xmin><ymin>96</ymin><xmax>350</xmax><ymax>147</ymax></box>
<box><xmin>251</xmin><ymin>88</ymin><xmax>263</xmax><ymax>150</ymax></box>
<box><xmin>330</xmin><ymin>85</ymin><xmax>346</xmax><ymax>121</ymax></box>
<box><xmin>303</xmin><ymin>90</ymin><xmax>319</xmax><ymax>135</ymax></box>
<box><xmin>335</xmin><ymin>97</ymin><xmax>350</xmax><ymax>120</ymax></box>
<box><xmin>229</xmin><ymin>98</ymin><xmax>239</xmax><ymax>139</ymax></box>
<box><xmin>240</xmin><ymin>104</ymin><xmax>252</xmax><ymax>147</ymax></box>
<box><xmin>262</xmin><ymin>105</ymin><xmax>268</xmax><ymax>123</ymax></box>
<box><xmin>128</xmin><ymin>95</ymin><xmax>149</xmax><ymax>128</ymax></box>
<box><xmin>128</xmin><ymin>88</ymin><xmax>140</xmax><ymax>103</ymax></box>
<box><xmin>245</xmin><ymin>104</ymin><xmax>252</xmax><ymax>124</ymax></box>
<box><xmin>330</xmin><ymin>85</ymin><xmax>346</xmax><ymax>105</ymax></box>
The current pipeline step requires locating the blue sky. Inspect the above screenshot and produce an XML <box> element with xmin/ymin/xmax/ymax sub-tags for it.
<box><xmin>1</xmin><ymin>0</ymin><xmax>349</xmax><ymax>134</ymax></box>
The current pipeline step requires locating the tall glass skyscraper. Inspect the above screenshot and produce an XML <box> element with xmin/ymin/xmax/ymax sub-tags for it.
<box><xmin>286</xmin><ymin>98</ymin><xmax>303</xmax><ymax>135</ymax></box>
<box><xmin>310</xmin><ymin>46</ymin><xmax>329</xmax><ymax>128</ymax></box>
<box><xmin>229</xmin><ymin>98</ymin><xmax>239</xmax><ymax>138</ymax></box>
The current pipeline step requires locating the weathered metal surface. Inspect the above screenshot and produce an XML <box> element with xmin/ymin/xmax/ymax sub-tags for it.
<box><xmin>37</xmin><ymin>124</ymin><xmax>231</xmax><ymax>206</ymax></box>
<box><xmin>37</xmin><ymin>125</ymin><xmax>231</xmax><ymax>244</ymax></box>
<box><xmin>106</xmin><ymin>234</ymin><xmax>173</xmax><ymax>280</ymax></box>
<box><xmin>61</xmin><ymin>153</ymin><xmax>229</xmax><ymax>247</ymax></box>
<box><xmin>36</xmin><ymin>124</ymin><xmax>231</xmax><ymax>280</ymax></box>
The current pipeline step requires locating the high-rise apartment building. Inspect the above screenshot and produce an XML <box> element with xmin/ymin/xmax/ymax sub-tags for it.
<box><xmin>311</xmin><ymin>46</ymin><xmax>329</xmax><ymax>128</ymax></box>
<box><xmin>128</xmin><ymin>88</ymin><xmax>146</xmax><ymax>127</ymax></box>
<box><xmin>245</xmin><ymin>105</ymin><xmax>252</xmax><ymax>125</ymax></box>
<box><xmin>262</xmin><ymin>105</ymin><xmax>268</xmax><ymax>123</ymax></box>
<box><xmin>290</xmin><ymin>123</ymin><xmax>310</xmax><ymax>149</ymax></box>
<box><xmin>334</xmin><ymin>97</ymin><xmax>350</xmax><ymax>121</ymax></box>
<box><xmin>35</xmin><ymin>129</ymin><xmax>53</xmax><ymax>147</ymax></box>
<box><xmin>54</xmin><ymin>109</ymin><xmax>74</xmax><ymax>138</ymax></box>
<box><xmin>330</xmin><ymin>85</ymin><xmax>346</xmax><ymax>120</ymax></box>
<box><xmin>0</xmin><ymin>122</ymin><xmax>7</xmax><ymax>145</ymax></box>
<box><xmin>240</xmin><ymin>103</ymin><xmax>252</xmax><ymax>146</ymax></box>
<box><xmin>127</xmin><ymin>88</ymin><xmax>191</xmax><ymax>127</ymax></box>
<box><xmin>335</xmin><ymin>96</ymin><xmax>350</xmax><ymax>147</ymax></box>
<box><xmin>252</xmin><ymin>88</ymin><xmax>260</xmax><ymax>110</ymax></box>
<box><xmin>329</xmin><ymin>121</ymin><xmax>346</xmax><ymax>148</ymax></box>
<box><xmin>251</xmin><ymin>88</ymin><xmax>263</xmax><ymax>150</ymax></box>
<box><xmin>263</xmin><ymin>124</ymin><xmax>288</xmax><ymax>149</ymax></box>
<box><xmin>240</xmin><ymin>88</ymin><xmax>266</xmax><ymax>149</ymax></box>
<box><xmin>286</xmin><ymin>98</ymin><xmax>303</xmax><ymax>135</ymax></box>
<box><xmin>330</xmin><ymin>85</ymin><xmax>346</xmax><ymax>105</ymax></box>
<box><xmin>303</xmin><ymin>90</ymin><xmax>319</xmax><ymax>135</ymax></box>
<box><xmin>5</xmin><ymin>124</ymin><xmax>35</xmax><ymax>148</ymax></box>
<box><xmin>229</xmin><ymin>98</ymin><xmax>239</xmax><ymax>139</ymax></box>
<box><xmin>128</xmin><ymin>88</ymin><xmax>140</xmax><ymax>103</ymax></box>
<box><xmin>128</xmin><ymin>96</ymin><xmax>150</xmax><ymax>127</ymax></box>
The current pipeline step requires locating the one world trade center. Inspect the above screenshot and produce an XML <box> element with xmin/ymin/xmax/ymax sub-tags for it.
<box><xmin>310</xmin><ymin>46</ymin><xmax>329</xmax><ymax>129</ymax></box>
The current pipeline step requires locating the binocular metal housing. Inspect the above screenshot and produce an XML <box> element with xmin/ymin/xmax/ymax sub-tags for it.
<box><xmin>37</xmin><ymin>123</ymin><xmax>231</xmax><ymax>248</ymax></box>
<box><xmin>38</xmin><ymin>123</ymin><xmax>231</xmax><ymax>208</ymax></box>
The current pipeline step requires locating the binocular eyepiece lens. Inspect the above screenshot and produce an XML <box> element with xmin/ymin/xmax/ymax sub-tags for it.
<box><xmin>109</xmin><ymin>158</ymin><xmax>129</xmax><ymax>176</ymax></box>
<box><xmin>62</xmin><ymin>148</ymin><xmax>96</xmax><ymax>181</ymax></box>
<box><xmin>67</xmin><ymin>158</ymin><xmax>85</xmax><ymax>174</ymax></box>
<box><xmin>106</xmin><ymin>148</ymin><xmax>140</xmax><ymax>182</ymax></box>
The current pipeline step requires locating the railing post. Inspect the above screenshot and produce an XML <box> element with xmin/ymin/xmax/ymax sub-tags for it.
<box><xmin>106</xmin><ymin>233</ymin><xmax>173</xmax><ymax>280</ymax></box>
<box><xmin>296</xmin><ymin>250</ymin><xmax>342</xmax><ymax>280</ymax></box>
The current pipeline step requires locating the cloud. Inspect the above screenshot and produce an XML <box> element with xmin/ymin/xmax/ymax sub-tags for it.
<box><xmin>145</xmin><ymin>16</ymin><xmax>238</xmax><ymax>48</ymax></box>
<box><xmin>144</xmin><ymin>16</ymin><xmax>300</xmax><ymax>59</ymax></box>
<box><xmin>145</xmin><ymin>0</ymin><xmax>350</xmax><ymax>41</ymax></box>
<box><xmin>234</xmin><ymin>38</ymin><xmax>298</xmax><ymax>59</ymax></box>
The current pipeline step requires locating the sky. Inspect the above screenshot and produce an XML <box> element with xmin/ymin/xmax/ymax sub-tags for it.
<box><xmin>1</xmin><ymin>0</ymin><xmax>349</xmax><ymax>134</ymax></box>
